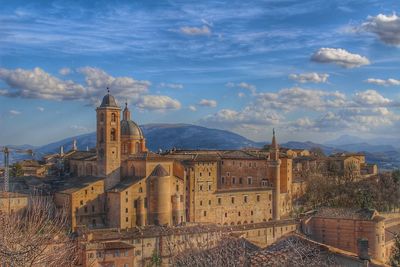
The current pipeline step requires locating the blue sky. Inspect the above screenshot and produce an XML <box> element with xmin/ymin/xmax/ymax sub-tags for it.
<box><xmin>1</xmin><ymin>0</ymin><xmax>400</xmax><ymax>146</ymax></box>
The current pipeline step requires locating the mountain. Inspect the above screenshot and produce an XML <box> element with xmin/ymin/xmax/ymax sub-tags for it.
<box><xmin>2</xmin><ymin>124</ymin><xmax>400</xmax><ymax>170</ymax></box>
<box><xmin>326</xmin><ymin>135</ymin><xmax>400</xmax><ymax>149</ymax></box>
<box><xmin>32</xmin><ymin>124</ymin><xmax>264</xmax><ymax>156</ymax></box>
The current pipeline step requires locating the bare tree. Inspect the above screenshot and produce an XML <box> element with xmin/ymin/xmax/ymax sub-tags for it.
<box><xmin>0</xmin><ymin>194</ymin><xmax>79</xmax><ymax>266</ymax></box>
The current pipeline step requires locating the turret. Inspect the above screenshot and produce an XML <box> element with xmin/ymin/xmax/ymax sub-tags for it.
<box><xmin>269</xmin><ymin>129</ymin><xmax>281</xmax><ymax>220</ymax></box>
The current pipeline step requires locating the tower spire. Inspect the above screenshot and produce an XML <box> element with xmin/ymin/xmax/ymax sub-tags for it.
<box><xmin>123</xmin><ymin>100</ymin><xmax>131</xmax><ymax>120</ymax></box>
<box><xmin>271</xmin><ymin>128</ymin><xmax>278</xmax><ymax>149</ymax></box>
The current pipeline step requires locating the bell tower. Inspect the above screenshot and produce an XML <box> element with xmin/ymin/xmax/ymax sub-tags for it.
<box><xmin>269</xmin><ymin>128</ymin><xmax>281</xmax><ymax>220</ymax></box>
<box><xmin>96</xmin><ymin>89</ymin><xmax>121</xmax><ymax>190</ymax></box>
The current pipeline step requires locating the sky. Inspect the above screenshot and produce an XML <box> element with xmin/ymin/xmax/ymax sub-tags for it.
<box><xmin>0</xmin><ymin>0</ymin><xmax>400</xmax><ymax>146</ymax></box>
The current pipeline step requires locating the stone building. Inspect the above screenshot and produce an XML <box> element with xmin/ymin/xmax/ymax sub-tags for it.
<box><xmin>60</xmin><ymin>91</ymin><xmax>294</xmax><ymax>231</ymax></box>
<box><xmin>302</xmin><ymin>207</ymin><xmax>400</xmax><ymax>263</ymax></box>
<box><xmin>0</xmin><ymin>191</ymin><xmax>28</xmax><ymax>214</ymax></box>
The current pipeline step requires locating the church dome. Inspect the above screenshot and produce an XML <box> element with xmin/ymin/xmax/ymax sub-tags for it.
<box><xmin>100</xmin><ymin>92</ymin><xmax>118</xmax><ymax>108</ymax></box>
<box><xmin>121</xmin><ymin>119</ymin><xmax>144</xmax><ymax>138</ymax></box>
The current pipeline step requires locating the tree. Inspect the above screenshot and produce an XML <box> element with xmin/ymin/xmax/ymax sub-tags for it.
<box><xmin>310</xmin><ymin>147</ymin><xmax>325</xmax><ymax>157</ymax></box>
<box><xmin>390</xmin><ymin>234</ymin><xmax>400</xmax><ymax>267</ymax></box>
<box><xmin>0</xmin><ymin>194</ymin><xmax>79</xmax><ymax>266</ymax></box>
<box><xmin>10</xmin><ymin>162</ymin><xmax>24</xmax><ymax>177</ymax></box>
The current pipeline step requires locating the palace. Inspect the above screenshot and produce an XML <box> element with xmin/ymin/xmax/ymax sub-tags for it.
<box><xmin>59</xmin><ymin>91</ymin><xmax>294</xmax><ymax>230</ymax></box>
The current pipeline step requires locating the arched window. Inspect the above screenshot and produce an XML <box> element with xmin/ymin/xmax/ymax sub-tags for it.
<box><xmin>135</xmin><ymin>142</ymin><xmax>140</xmax><ymax>153</ymax></box>
<box><xmin>130</xmin><ymin>165</ymin><xmax>135</xmax><ymax>176</ymax></box>
<box><xmin>111</xmin><ymin>113</ymin><xmax>116</xmax><ymax>122</ymax></box>
<box><xmin>99</xmin><ymin>128</ymin><xmax>104</xmax><ymax>143</ymax></box>
<box><xmin>110</xmin><ymin>128</ymin><xmax>116</xmax><ymax>141</ymax></box>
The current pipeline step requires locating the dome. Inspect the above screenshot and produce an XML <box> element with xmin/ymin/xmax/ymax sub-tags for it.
<box><xmin>121</xmin><ymin>119</ymin><xmax>144</xmax><ymax>138</ymax></box>
<box><xmin>100</xmin><ymin>93</ymin><xmax>118</xmax><ymax>108</ymax></box>
<box><xmin>150</xmin><ymin>164</ymin><xmax>169</xmax><ymax>177</ymax></box>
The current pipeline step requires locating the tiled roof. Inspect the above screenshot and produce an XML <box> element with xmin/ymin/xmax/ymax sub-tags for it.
<box><xmin>56</xmin><ymin>176</ymin><xmax>104</xmax><ymax>194</ymax></box>
<box><xmin>314</xmin><ymin>208</ymin><xmax>379</xmax><ymax>221</ymax></box>
<box><xmin>65</xmin><ymin>151</ymin><xmax>97</xmax><ymax>161</ymax></box>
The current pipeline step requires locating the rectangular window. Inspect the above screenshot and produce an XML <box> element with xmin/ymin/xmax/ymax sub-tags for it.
<box><xmin>231</xmin><ymin>197</ymin><xmax>235</xmax><ymax>204</ymax></box>
<box><xmin>204</xmin><ymin>211</ymin><xmax>207</xmax><ymax>217</ymax></box>
<box><xmin>218</xmin><ymin>198</ymin><xmax>221</xmax><ymax>205</ymax></box>
<box><xmin>257</xmin><ymin>195</ymin><xmax>260</xmax><ymax>202</ymax></box>
<box><xmin>248</xmin><ymin>177</ymin><xmax>252</xmax><ymax>185</ymax></box>
<box><xmin>244</xmin><ymin>196</ymin><xmax>248</xmax><ymax>203</ymax></box>
<box><xmin>126</xmin><ymin>208</ymin><xmax>128</xmax><ymax>213</ymax></box>
<box><xmin>232</xmin><ymin>177</ymin><xmax>236</xmax><ymax>184</ymax></box>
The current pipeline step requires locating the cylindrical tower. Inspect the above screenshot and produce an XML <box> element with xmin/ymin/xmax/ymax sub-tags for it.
<box><xmin>136</xmin><ymin>196</ymin><xmax>146</xmax><ymax>226</ymax></box>
<box><xmin>150</xmin><ymin>165</ymin><xmax>172</xmax><ymax>225</ymax></box>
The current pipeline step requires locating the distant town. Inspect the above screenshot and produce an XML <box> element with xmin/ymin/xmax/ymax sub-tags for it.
<box><xmin>1</xmin><ymin>91</ymin><xmax>399</xmax><ymax>266</ymax></box>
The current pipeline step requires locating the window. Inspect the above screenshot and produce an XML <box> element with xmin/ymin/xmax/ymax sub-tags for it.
<box><xmin>239</xmin><ymin>177</ymin><xmax>243</xmax><ymax>184</ymax></box>
<box><xmin>111</xmin><ymin>113</ymin><xmax>116</xmax><ymax>122</ymax></box>
<box><xmin>204</xmin><ymin>211</ymin><xmax>207</xmax><ymax>217</ymax></box>
<box><xmin>80</xmin><ymin>200</ymin><xmax>83</xmax><ymax>205</ymax></box>
<box><xmin>221</xmin><ymin>177</ymin><xmax>225</xmax><ymax>184</ymax></box>
<box><xmin>99</xmin><ymin>128</ymin><xmax>104</xmax><ymax>143</ymax></box>
<box><xmin>257</xmin><ymin>195</ymin><xmax>260</xmax><ymax>202</ymax></box>
<box><xmin>199</xmin><ymin>185</ymin><xmax>203</xmax><ymax>191</ymax></box>
<box><xmin>85</xmin><ymin>190</ymin><xmax>88</xmax><ymax>195</ymax></box>
<box><xmin>139</xmin><ymin>187</ymin><xmax>143</xmax><ymax>193</ymax></box>
<box><xmin>114</xmin><ymin>250</ymin><xmax>120</xmax><ymax>257</ymax></box>
<box><xmin>84</xmin><ymin>206</ymin><xmax>88</xmax><ymax>213</ymax></box>
<box><xmin>231</xmin><ymin>197</ymin><xmax>235</xmax><ymax>204</ymax></box>
<box><xmin>232</xmin><ymin>177</ymin><xmax>236</xmax><ymax>184</ymax></box>
<box><xmin>208</xmin><ymin>200</ymin><xmax>211</xmax><ymax>205</ymax></box>
<box><xmin>200</xmin><ymin>200</ymin><xmax>203</xmax><ymax>206</ymax></box>
<box><xmin>126</xmin><ymin>208</ymin><xmax>128</xmax><ymax>213</ymax></box>
<box><xmin>248</xmin><ymin>177</ymin><xmax>252</xmax><ymax>185</ymax></box>
<box><xmin>218</xmin><ymin>198</ymin><xmax>221</xmax><ymax>205</ymax></box>
<box><xmin>225</xmin><ymin>213</ymin><xmax>227</xmax><ymax>218</ymax></box>
<box><xmin>126</xmin><ymin>198</ymin><xmax>128</xmax><ymax>203</ymax></box>
<box><xmin>251</xmin><ymin>210</ymin><xmax>254</xmax><ymax>215</ymax></box>
<box><xmin>111</xmin><ymin>128</ymin><xmax>116</xmax><ymax>141</ymax></box>
<box><xmin>238</xmin><ymin>212</ymin><xmax>241</xmax><ymax>216</ymax></box>
<box><xmin>208</xmin><ymin>184</ymin><xmax>211</xmax><ymax>190</ymax></box>
<box><xmin>100</xmin><ymin>113</ymin><xmax>104</xmax><ymax>122</ymax></box>
<box><xmin>176</xmin><ymin>185</ymin><xmax>179</xmax><ymax>191</ymax></box>
<box><xmin>126</xmin><ymin>217</ymin><xmax>128</xmax><ymax>222</ymax></box>
<box><xmin>244</xmin><ymin>196</ymin><xmax>248</xmax><ymax>203</ymax></box>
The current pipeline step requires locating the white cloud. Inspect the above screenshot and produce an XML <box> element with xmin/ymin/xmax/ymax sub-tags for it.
<box><xmin>59</xmin><ymin>67</ymin><xmax>72</xmax><ymax>75</ymax></box>
<box><xmin>37</xmin><ymin>107</ymin><xmax>45</xmax><ymax>112</ymax></box>
<box><xmin>199</xmin><ymin>99</ymin><xmax>217</xmax><ymax>107</ymax></box>
<box><xmin>238</xmin><ymin>92</ymin><xmax>245</xmax><ymax>98</ymax></box>
<box><xmin>9</xmin><ymin>110</ymin><xmax>21</xmax><ymax>116</ymax></box>
<box><xmin>70</xmin><ymin>125</ymin><xmax>90</xmax><ymax>132</ymax></box>
<box><xmin>0</xmin><ymin>67</ymin><xmax>86</xmax><ymax>101</ymax></box>
<box><xmin>361</xmin><ymin>13</ymin><xmax>400</xmax><ymax>46</ymax></box>
<box><xmin>159</xmin><ymin>82</ymin><xmax>184</xmax><ymax>89</ymax></box>
<box><xmin>311</xmin><ymin>48</ymin><xmax>370</xmax><ymax>68</ymax></box>
<box><xmin>188</xmin><ymin>105</ymin><xmax>197</xmax><ymax>112</ymax></box>
<box><xmin>365</xmin><ymin>78</ymin><xmax>400</xmax><ymax>86</ymax></box>
<box><xmin>136</xmin><ymin>95</ymin><xmax>181</xmax><ymax>110</ymax></box>
<box><xmin>180</xmin><ymin>25</ymin><xmax>211</xmax><ymax>36</ymax></box>
<box><xmin>256</xmin><ymin>87</ymin><xmax>346</xmax><ymax>111</ymax></box>
<box><xmin>0</xmin><ymin>67</ymin><xmax>182</xmax><ymax>112</ymax></box>
<box><xmin>289</xmin><ymin>72</ymin><xmax>329</xmax><ymax>83</ymax></box>
<box><xmin>225</xmin><ymin>82</ymin><xmax>256</xmax><ymax>94</ymax></box>
<box><xmin>353</xmin><ymin>89</ymin><xmax>391</xmax><ymax>106</ymax></box>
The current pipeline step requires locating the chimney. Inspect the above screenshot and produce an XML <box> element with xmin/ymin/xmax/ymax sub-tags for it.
<box><xmin>357</xmin><ymin>238</ymin><xmax>370</xmax><ymax>263</ymax></box>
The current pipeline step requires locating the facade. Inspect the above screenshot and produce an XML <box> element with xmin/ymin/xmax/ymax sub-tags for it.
<box><xmin>302</xmin><ymin>208</ymin><xmax>400</xmax><ymax>263</ymax></box>
<box><xmin>59</xmin><ymin>91</ymin><xmax>294</xmax><ymax>231</ymax></box>
<box><xmin>0</xmin><ymin>191</ymin><xmax>28</xmax><ymax>214</ymax></box>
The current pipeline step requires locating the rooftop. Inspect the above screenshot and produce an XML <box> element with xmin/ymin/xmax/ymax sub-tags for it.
<box><xmin>313</xmin><ymin>208</ymin><xmax>383</xmax><ymax>221</ymax></box>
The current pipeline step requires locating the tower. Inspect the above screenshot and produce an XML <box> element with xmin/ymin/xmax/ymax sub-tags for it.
<box><xmin>269</xmin><ymin>128</ymin><xmax>281</xmax><ymax>220</ymax></box>
<box><xmin>96</xmin><ymin>90</ymin><xmax>121</xmax><ymax>190</ymax></box>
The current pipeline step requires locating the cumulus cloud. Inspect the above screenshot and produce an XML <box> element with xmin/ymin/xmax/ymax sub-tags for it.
<box><xmin>311</xmin><ymin>48</ymin><xmax>370</xmax><ymax>68</ymax></box>
<box><xmin>289</xmin><ymin>72</ymin><xmax>329</xmax><ymax>83</ymax></box>
<box><xmin>37</xmin><ymin>107</ymin><xmax>45</xmax><ymax>112</ymax></box>
<box><xmin>59</xmin><ymin>67</ymin><xmax>72</xmax><ymax>75</ymax></box>
<box><xmin>9</xmin><ymin>110</ymin><xmax>21</xmax><ymax>116</ymax></box>
<box><xmin>365</xmin><ymin>78</ymin><xmax>400</xmax><ymax>86</ymax></box>
<box><xmin>201</xmin><ymin>106</ymin><xmax>281</xmax><ymax>129</ymax></box>
<box><xmin>0</xmin><ymin>67</ymin><xmax>181</xmax><ymax>111</ymax></box>
<box><xmin>0</xmin><ymin>67</ymin><xmax>86</xmax><ymax>100</ymax></box>
<box><xmin>353</xmin><ymin>89</ymin><xmax>391</xmax><ymax>106</ymax></box>
<box><xmin>198</xmin><ymin>99</ymin><xmax>217</xmax><ymax>107</ymax></box>
<box><xmin>180</xmin><ymin>25</ymin><xmax>211</xmax><ymax>36</ymax></box>
<box><xmin>361</xmin><ymin>13</ymin><xmax>400</xmax><ymax>46</ymax></box>
<box><xmin>188</xmin><ymin>105</ymin><xmax>197</xmax><ymax>112</ymax></box>
<box><xmin>136</xmin><ymin>95</ymin><xmax>181</xmax><ymax>110</ymax></box>
<box><xmin>256</xmin><ymin>87</ymin><xmax>346</xmax><ymax>111</ymax></box>
<box><xmin>159</xmin><ymin>82</ymin><xmax>183</xmax><ymax>89</ymax></box>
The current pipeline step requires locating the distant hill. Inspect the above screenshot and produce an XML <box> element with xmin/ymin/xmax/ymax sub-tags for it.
<box><xmin>2</xmin><ymin>124</ymin><xmax>400</xmax><ymax>169</ymax></box>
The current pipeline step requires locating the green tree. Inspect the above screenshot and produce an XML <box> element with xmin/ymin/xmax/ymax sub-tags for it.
<box><xmin>10</xmin><ymin>163</ymin><xmax>23</xmax><ymax>177</ymax></box>
<box><xmin>390</xmin><ymin>234</ymin><xmax>400</xmax><ymax>267</ymax></box>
